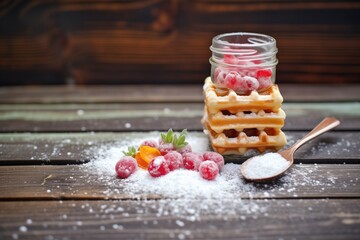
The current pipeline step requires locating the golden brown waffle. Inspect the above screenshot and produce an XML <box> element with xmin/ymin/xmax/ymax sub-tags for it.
<box><xmin>203</xmin><ymin>77</ymin><xmax>283</xmax><ymax>114</ymax></box>
<box><xmin>202</xmin><ymin>116</ymin><xmax>287</xmax><ymax>155</ymax></box>
<box><xmin>204</xmin><ymin>108</ymin><xmax>286</xmax><ymax>133</ymax></box>
<box><xmin>202</xmin><ymin>77</ymin><xmax>287</xmax><ymax>155</ymax></box>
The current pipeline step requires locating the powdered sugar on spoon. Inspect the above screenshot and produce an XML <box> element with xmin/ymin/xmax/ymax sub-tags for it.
<box><xmin>240</xmin><ymin>117</ymin><xmax>340</xmax><ymax>182</ymax></box>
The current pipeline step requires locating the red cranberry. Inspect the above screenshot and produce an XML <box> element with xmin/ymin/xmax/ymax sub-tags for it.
<box><xmin>224</xmin><ymin>54</ymin><xmax>238</xmax><ymax>65</ymax></box>
<box><xmin>203</xmin><ymin>151</ymin><xmax>225</xmax><ymax>170</ymax></box>
<box><xmin>199</xmin><ymin>160</ymin><xmax>219</xmax><ymax>180</ymax></box>
<box><xmin>140</xmin><ymin>139</ymin><xmax>158</xmax><ymax>148</ymax></box>
<box><xmin>164</xmin><ymin>151</ymin><xmax>183</xmax><ymax>171</ymax></box>
<box><xmin>256</xmin><ymin>69</ymin><xmax>272</xmax><ymax>78</ymax></box>
<box><xmin>177</xmin><ymin>144</ymin><xmax>192</xmax><ymax>155</ymax></box>
<box><xmin>182</xmin><ymin>152</ymin><xmax>204</xmax><ymax>171</ymax></box>
<box><xmin>158</xmin><ymin>143</ymin><xmax>175</xmax><ymax>155</ymax></box>
<box><xmin>148</xmin><ymin>156</ymin><xmax>170</xmax><ymax>177</ymax></box>
<box><xmin>115</xmin><ymin>156</ymin><xmax>137</xmax><ymax>179</ymax></box>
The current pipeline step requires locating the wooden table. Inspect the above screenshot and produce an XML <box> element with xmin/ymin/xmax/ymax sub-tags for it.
<box><xmin>0</xmin><ymin>84</ymin><xmax>359</xmax><ymax>239</ymax></box>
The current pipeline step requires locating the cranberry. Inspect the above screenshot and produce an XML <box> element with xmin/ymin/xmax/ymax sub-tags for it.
<box><xmin>224</xmin><ymin>54</ymin><xmax>238</xmax><ymax>64</ymax></box>
<box><xmin>115</xmin><ymin>156</ymin><xmax>137</xmax><ymax>179</ymax></box>
<box><xmin>203</xmin><ymin>151</ymin><xmax>225</xmax><ymax>170</ymax></box>
<box><xmin>243</xmin><ymin>76</ymin><xmax>259</xmax><ymax>92</ymax></box>
<box><xmin>182</xmin><ymin>152</ymin><xmax>204</xmax><ymax>171</ymax></box>
<box><xmin>164</xmin><ymin>151</ymin><xmax>183</xmax><ymax>171</ymax></box>
<box><xmin>148</xmin><ymin>156</ymin><xmax>170</xmax><ymax>177</ymax></box>
<box><xmin>177</xmin><ymin>144</ymin><xmax>192</xmax><ymax>155</ymax></box>
<box><xmin>158</xmin><ymin>143</ymin><xmax>175</xmax><ymax>155</ymax></box>
<box><xmin>199</xmin><ymin>160</ymin><xmax>219</xmax><ymax>180</ymax></box>
<box><xmin>216</xmin><ymin>70</ymin><xmax>227</xmax><ymax>87</ymax></box>
<box><xmin>225</xmin><ymin>71</ymin><xmax>238</xmax><ymax>89</ymax></box>
<box><xmin>140</xmin><ymin>139</ymin><xmax>158</xmax><ymax>148</ymax></box>
<box><xmin>214</xmin><ymin>67</ymin><xmax>222</xmax><ymax>79</ymax></box>
<box><xmin>258</xmin><ymin>77</ymin><xmax>272</xmax><ymax>90</ymax></box>
<box><xmin>256</xmin><ymin>69</ymin><xmax>272</xmax><ymax>78</ymax></box>
<box><xmin>234</xmin><ymin>75</ymin><xmax>246</xmax><ymax>92</ymax></box>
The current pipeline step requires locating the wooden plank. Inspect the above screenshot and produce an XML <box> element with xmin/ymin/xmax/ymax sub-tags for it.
<box><xmin>0</xmin><ymin>131</ymin><xmax>359</xmax><ymax>165</ymax></box>
<box><xmin>1</xmin><ymin>85</ymin><xmax>360</xmax><ymax>103</ymax></box>
<box><xmin>0</xmin><ymin>199</ymin><xmax>359</xmax><ymax>239</ymax></box>
<box><xmin>0</xmin><ymin>102</ymin><xmax>359</xmax><ymax>132</ymax></box>
<box><xmin>0</xmin><ymin>164</ymin><xmax>359</xmax><ymax>200</ymax></box>
<box><xmin>0</xmin><ymin>85</ymin><xmax>203</xmax><ymax>103</ymax></box>
<box><xmin>1</xmin><ymin>1</ymin><xmax>360</xmax><ymax>85</ymax></box>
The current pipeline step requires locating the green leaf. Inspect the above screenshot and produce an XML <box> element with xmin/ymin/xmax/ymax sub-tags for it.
<box><xmin>161</xmin><ymin>133</ymin><xmax>167</xmax><ymax>141</ymax></box>
<box><xmin>122</xmin><ymin>146</ymin><xmax>137</xmax><ymax>157</ymax></box>
<box><xmin>161</xmin><ymin>129</ymin><xmax>174</xmax><ymax>143</ymax></box>
<box><xmin>178</xmin><ymin>135</ymin><xmax>185</xmax><ymax>144</ymax></box>
<box><xmin>180</xmin><ymin>129</ymin><xmax>188</xmax><ymax>136</ymax></box>
<box><xmin>172</xmin><ymin>129</ymin><xmax>188</xmax><ymax>149</ymax></box>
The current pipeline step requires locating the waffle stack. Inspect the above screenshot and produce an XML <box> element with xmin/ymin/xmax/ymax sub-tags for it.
<box><xmin>202</xmin><ymin>77</ymin><xmax>287</xmax><ymax>155</ymax></box>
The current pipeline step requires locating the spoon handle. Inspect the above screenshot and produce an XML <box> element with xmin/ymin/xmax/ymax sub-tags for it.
<box><xmin>289</xmin><ymin>117</ymin><xmax>340</xmax><ymax>153</ymax></box>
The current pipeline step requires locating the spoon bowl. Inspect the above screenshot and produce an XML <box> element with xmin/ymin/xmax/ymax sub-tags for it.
<box><xmin>240</xmin><ymin>117</ymin><xmax>340</xmax><ymax>182</ymax></box>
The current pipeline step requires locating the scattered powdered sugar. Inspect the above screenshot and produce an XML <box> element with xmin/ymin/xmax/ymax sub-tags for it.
<box><xmin>84</xmin><ymin>131</ymin><xmax>209</xmax><ymax>175</ymax></box>
<box><xmin>82</xmin><ymin>131</ymin><xmax>344</xmax><ymax>221</ymax></box>
<box><xmin>121</xmin><ymin>164</ymin><xmax>255</xmax><ymax>199</ymax></box>
<box><xmin>242</xmin><ymin>153</ymin><xmax>291</xmax><ymax>179</ymax></box>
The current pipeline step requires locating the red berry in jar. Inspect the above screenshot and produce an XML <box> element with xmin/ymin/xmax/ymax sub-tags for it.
<box><xmin>215</xmin><ymin>70</ymin><xmax>227</xmax><ymax>88</ymax></box>
<box><xmin>164</xmin><ymin>151</ymin><xmax>183</xmax><ymax>171</ymax></box>
<box><xmin>223</xmin><ymin>54</ymin><xmax>238</xmax><ymax>65</ymax></box>
<box><xmin>199</xmin><ymin>160</ymin><xmax>219</xmax><ymax>180</ymax></box>
<box><xmin>182</xmin><ymin>152</ymin><xmax>204</xmax><ymax>171</ymax></box>
<box><xmin>224</xmin><ymin>71</ymin><xmax>238</xmax><ymax>89</ymax></box>
<box><xmin>234</xmin><ymin>75</ymin><xmax>248</xmax><ymax>92</ymax></box>
<box><xmin>245</xmin><ymin>76</ymin><xmax>259</xmax><ymax>91</ymax></box>
<box><xmin>115</xmin><ymin>156</ymin><xmax>137</xmax><ymax>179</ymax></box>
<box><xmin>203</xmin><ymin>151</ymin><xmax>225</xmax><ymax>170</ymax></box>
<box><xmin>258</xmin><ymin>76</ymin><xmax>273</xmax><ymax>90</ymax></box>
<box><xmin>214</xmin><ymin>67</ymin><xmax>222</xmax><ymax>79</ymax></box>
<box><xmin>256</xmin><ymin>69</ymin><xmax>272</xmax><ymax>78</ymax></box>
<box><xmin>148</xmin><ymin>156</ymin><xmax>170</xmax><ymax>177</ymax></box>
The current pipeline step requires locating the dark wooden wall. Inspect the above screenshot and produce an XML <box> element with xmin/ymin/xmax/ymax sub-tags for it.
<box><xmin>1</xmin><ymin>0</ymin><xmax>359</xmax><ymax>85</ymax></box>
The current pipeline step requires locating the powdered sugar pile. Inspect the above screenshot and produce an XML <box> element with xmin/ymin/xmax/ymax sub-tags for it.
<box><xmin>242</xmin><ymin>153</ymin><xmax>291</xmax><ymax>179</ymax></box>
<box><xmin>82</xmin><ymin>131</ymin><xmax>340</xmax><ymax>220</ymax></box>
<box><xmin>120</xmin><ymin>163</ymin><xmax>255</xmax><ymax>199</ymax></box>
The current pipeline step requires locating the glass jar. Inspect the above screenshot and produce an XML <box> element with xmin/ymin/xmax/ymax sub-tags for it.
<box><xmin>209</xmin><ymin>32</ymin><xmax>278</xmax><ymax>94</ymax></box>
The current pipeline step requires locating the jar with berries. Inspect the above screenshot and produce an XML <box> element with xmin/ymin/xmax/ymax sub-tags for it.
<box><xmin>209</xmin><ymin>32</ymin><xmax>278</xmax><ymax>94</ymax></box>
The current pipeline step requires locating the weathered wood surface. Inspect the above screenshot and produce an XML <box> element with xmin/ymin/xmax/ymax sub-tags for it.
<box><xmin>0</xmin><ymin>102</ymin><xmax>359</xmax><ymax>132</ymax></box>
<box><xmin>1</xmin><ymin>1</ymin><xmax>360</xmax><ymax>85</ymax></box>
<box><xmin>0</xmin><ymin>131</ymin><xmax>359</xmax><ymax>165</ymax></box>
<box><xmin>0</xmin><ymin>164</ymin><xmax>359</xmax><ymax>200</ymax></box>
<box><xmin>1</xmin><ymin>199</ymin><xmax>359</xmax><ymax>240</ymax></box>
<box><xmin>0</xmin><ymin>84</ymin><xmax>359</xmax><ymax>239</ymax></box>
<box><xmin>1</xmin><ymin>85</ymin><xmax>360</xmax><ymax>103</ymax></box>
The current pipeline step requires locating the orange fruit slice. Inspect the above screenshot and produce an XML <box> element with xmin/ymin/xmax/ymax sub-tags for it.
<box><xmin>135</xmin><ymin>146</ymin><xmax>161</xmax><ymax>170</ymax></box>
<box><xmin>139</xmin><ymin>146</ymin><xmax>161</xmax><ymax>163</ymax></box>
<box><xmin>135</xmin><ymin>152</ymin><xmax>148</xmax><ymax>170</ymax></box>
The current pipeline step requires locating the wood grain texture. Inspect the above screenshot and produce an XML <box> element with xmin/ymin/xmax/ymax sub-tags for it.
<box><xmin>0</xmin><ymin>131</ymin><xmax>359</xmax><ymax>165</ymax></box>
<box><xmin>1</xmin><ymin>0</ymin><xmax>359</xmax><ymax>85</ymax></box>
<box><xmin>0</xmin><ymin>164</ymin><xmax>359</xmax><ymax>200</ymax></box>
<box><xmin>0</xmin><ymin>199</ymin><xmax>359</xmax><ymax>240</ymax></box>
<box><xmin>0</xmin><ymin>102</ymin><xmax>359</xmax><ymax>132</ymax></box>
<box><xmin>1</xmin><ymin>84</ymin><xmax>360</xmax><ymax>103</ymax></box>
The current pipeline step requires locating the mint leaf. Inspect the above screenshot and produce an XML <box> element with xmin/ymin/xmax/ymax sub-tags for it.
<box><xmin>122</xmin><ymin>146</ymin><xmax>137</xmax><ymax>157</ymax></box>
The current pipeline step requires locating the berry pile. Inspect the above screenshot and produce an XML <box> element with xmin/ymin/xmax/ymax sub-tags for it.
<box><xmin>115</xmin><ymin>129</ymin><xmax>224</xmax><ymax>181</ymax></box>
<box><xmin>213</xmin><ymin>54</ymin><xmax>273</xmax><ymax>93</ymax></box>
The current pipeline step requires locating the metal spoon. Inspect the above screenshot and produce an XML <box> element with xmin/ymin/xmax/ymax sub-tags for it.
<box><xmin>240</xmin><ymin>117</ymin><xmax>340</xmax><ymax>182</ymax></box>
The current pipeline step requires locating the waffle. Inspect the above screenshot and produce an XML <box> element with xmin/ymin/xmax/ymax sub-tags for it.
<box><xmin>203</xmin><ymin>77</ymin><xmax>283</xmax><ymax>114</ymax></box>
<box><xmin>202</xmin><ymin>77</ymin><xmax>287</xmax><ymax>155</ymax></box>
